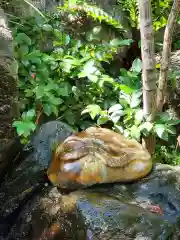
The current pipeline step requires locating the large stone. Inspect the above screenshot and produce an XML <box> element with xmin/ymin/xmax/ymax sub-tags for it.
<box><xmin>0</xmin><ymin>8</ymin><xmax>19</xmax><ymax>182</ymax></box>
<box><xmin>6</xmin><ymin>165</ymin><xmax>180</xmax><ymax>239</ymax></box>
<box><xmin>0</xmin><ymin>120</ymin><xmax>74</xmax><ymax>237</ymax></box>
<box><xmin>0</xmin><ymin>120</ymin><xmax>180</xmax><ymax>239</ymax></box>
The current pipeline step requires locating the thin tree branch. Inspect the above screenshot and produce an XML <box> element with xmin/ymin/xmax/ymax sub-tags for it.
<box><xmin>156</xmin><ymin>0</ymin><xmax>180</xmax><ymax>112</ymax></box>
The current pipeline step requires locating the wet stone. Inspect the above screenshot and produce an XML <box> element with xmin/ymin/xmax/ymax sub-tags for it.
<box><xmin>0</xmin><ymin>121</ymin><xmax>180</xmax><ymax>239</ymax></box>
<box><xmin>0</xmin><ymin>121</ymin><xmax>74</xmax><ymax>238</ymax></box>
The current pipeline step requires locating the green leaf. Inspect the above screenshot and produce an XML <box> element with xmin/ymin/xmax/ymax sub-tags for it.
<box><xmin>97</xmin><ymin>116</ymin><xmax>109</xmax><ymax>125</ymax></box>
<box><xmin>15</xmin><ymin>33</ymin><xmax>31</xmax><ymax>45</ymax></box>
<box><xmin>123</xmin><ymin>108</ymin><xmax>133</xmax><ymax>122</ymax></box>
<box><xmin>60</xmin><ymin>61</ymin><xmax>72</xmax><ymax>73</ymax></box>
<box><xmin>35</xmin><ymin>86</ymin><xmax>45</xmax><ymax>99</ymax></box>
<box><xmin>130</xmin><ymin>125</ymin><xmax>141</xmax><ymax>140</ymax></box>
<box><xmin>50</xmin><ymin>62</ymin><xmax>58</xmax><ymax>71</ymax></box>
<box><xmin>21</xmin><ymin>60</ymin><xmax>30</xmax><ymax>67</ymax></box>
<box><xmin>65</xmin><ymin>35</ymin><xmax>71</xmax><ymax>45</ymax></box>
<box><xmin>49</xmin><ymin>96</ymin><xmax>64</xmax><ymax>106</ymax></box>
<box><xmin>43</xmin><ymin>104</ymin><xmax>53</xmax><ymax>116</ymax></box>
<box><xmin>130</xmin><ymin>98</ymin><xmax>141</xmax><ymax>108</ymax></box>
<box><xmin>159</xmin><ymin>112</ymin><xmax>171</xmax><ymax>122</ymax></box>
<box><xmin>12</xmin><ymin>121</ymin><xmax>36</xmax><ymax>137</ymax></box>
<box><xmin>57</xmin><ymin>83</ymin><xmax>71</xmax><ymax>97</ymax></box>
<box><xmin>98</xmin><ymin>75</ymin><xmax>114</xmax><ymax>87</ymax></box>
<box><xmin>161</xmin><ymin>131</ymin><xmax>169</xmax><ymax>141</ymax></box>
<box><xmin>60</xmin><ymin>58</ymin><xmax>81</xmax><ymax>73</ymax></box>
<box><xmin>42</xmin><ymin>55</ymin><xmax>55</xmax><ymax>62</ymax></box>
<box><xmin>44</xmin><ymin>83</ymin><xmax>56</xmax><ymax>92</ymax></box>
<box><xmin>154</xmin><ymin>124</ymin><xmax>166</xmax><ymax>138</ymax></box>
<box><xmin>108</xmin><ymin>104</ymin><xmax>123</xmax><ymax>114</ymax></box>
<box><xmin>25</xmin><ymin>89</ymin><xmax>34</xmax><ymax>97</ymax></box>
<box><xmin>31</xmin><ymin>58</ymin><xmax>42</xmax><ymax>65</ymax></box>
<box><xmin>167</xmin><ymin>119</ymin><xmax>180</xmax><ymax>125</ymax></box>
<box><xmin>12</xmin><ymin>120</ymin><xmax>22</xmax><ymax>128</ymax></box>
<box><xmin>51</xmin><ymin>105</ymin><xmax>59</xmax><ymax>116</ymax></box>
<box><xmin>120</xmin><ymin>84</ymin><xmax>134</xmax><ymax>94</ymax></box>
<box><xmin>19</xmin><ymin>45</ymin><xmax>29</xmax><ymax>55</ymax></box>
<box><xmin>81</xmin><ymin>104</ymin><xmax>102</xmax><ymax>120</ymax></box>
<box><xmin>110</xmin><ymin>38</ymin><xmax>134</xmax><ymax>46</ymax></box>
<box><xmin>53</xmin><ymin>47</ymin><xmax>64</xmax><ymax>58</ymax></box>
<box><xmin>79</xmin><ymin>121</ymin><xmax>92</xmax><ymax>130</ymax></box>
<box><xmin>25</xmin><ymin>51</ymin><xmax>42</xmax><ymax>64</ymax></box>
<box><xmin>131</xmin><ymin>58</ymin><xmax>142</xmax><ymax>73</ymax></box>
<box><xmin>86</xmin><ymin>27</ymin><xmax>102</xmax><ymax>41</ymax></box>
<box><xmin>78</xmin><ymin>60</ymin><xmax>98</xmax><ymax>79</ymax></box>
<box><xmin>88</xmin><ymin>75</ymin><xmax>98</xmax><ymax>82</ymax></box>
<box><xmin>64</xmin><ymin>110</ymin><xmax>76</xmax><ymax>125</ymax></box>
<box><xmin>167</xmin><ymin>126</ymin><xmax>176</xmax><ymax>135</ymax></box>
<box><xmin>124</xmin><ymin>129</ymin><xmax>130</xmax><ymax>138</ymax></box>
<box><xmin>139</xmin><ymin>122</ymin><xmax>153</xmax><ymax>132</ymax></box>
<box><xmin>42</xmin><ymin>24</ymin><xmax>53</xmax><ymax>32</ymax></box>
<box><xmin>119</xmin><ymin>98</ymin><xmax>129</xmax><ymax>108</ymax></box>
<box><xmin>135</xmin><ymin>109</ymin><xmax>144</xmax><ymax>122</ymax></box>
<box><xmin>130</xmin><ymin>91</ymin><xmax>142</xmax><ymax>108</ymax></box>
<box><xmin>110</xmin><ymin>110</ymin><xmax>124</xmax><ymax>123</ymax></box>
<box><xmin>113</xmin><ymin>124</ymin><xmax>124</xmax><ymax>134</ymax></box>
<box><xmin>25</xmin><ymin>109</ymin><xmax>36</xmax><ymax>119</ymax></box>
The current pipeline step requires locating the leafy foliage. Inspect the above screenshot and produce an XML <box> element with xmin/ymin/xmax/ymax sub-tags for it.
<box><xmin>81</xmin><ymin>62</ymin><xmax>143</xmax><ymax>140</ymax></box>
<box><xmin>12</xmin><ymin>109</ymin><xmax>36</xmax><ymax>143</ymax></box>
<box><xmin>154</xmin><ymin>145</ymin><xmax>180</xmax><ymax>166</ymax></box>
<box><xmin>118</xmin><ymin>0</ymin><xmax>172</xmax><ymax>30</ymax></box>
<box><xmin>10</xmin><ymin>1</ymin><xmax>180</xmax><ymax>166</ymax></box>
<box><xmin>118</xmin><ymin>0</ymin><xmax>139</xmax><ymax>28</ymax></box>
<box><xmin>81</xmin><ymin>59</ymin><xmax>180</xmax><ymax>142</ymax></box>
<box><xmin>11</xmin><ymin>6</ymin><xmax>132</xmax><ymax>139</ymax></box>
<box><xmin>151</xmin><ymin>0</ymin><xmax>172</xmax><ymax>30</ymax></box>
<box><xmin>58</xmin><ymin>3</ymin><xmax>125</xmax><ymax>31</ymax></box>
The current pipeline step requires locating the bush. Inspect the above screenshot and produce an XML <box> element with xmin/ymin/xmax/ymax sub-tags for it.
<box><xmin>11</xmin><ymin>6</ymin><xmax>133</xmax><ymax>141</ymax></box>
<box><xmin>11</xmin><ymin>3</ymin><xmax>180</xmax><ymax>168</ymax></box>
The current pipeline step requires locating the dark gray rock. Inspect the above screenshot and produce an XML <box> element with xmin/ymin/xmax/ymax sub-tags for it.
<box><xmin>6</xmin><ymin>164</ymin><xmax>180</xmax><ymax>239</ymax></box>
<box><xmin>0</xmin><ymin>120</ymin><xmax>74</xmax><ymax>238</ymax></box>
<box><xmin>29</xmin><ymin>120</ymin><xmax>75</xmax><ymax>168</ymax></box>
<box><xmin>0</xmin><ymin>7</ymin><xmax>19</xmax><ymax>183</ymax></box>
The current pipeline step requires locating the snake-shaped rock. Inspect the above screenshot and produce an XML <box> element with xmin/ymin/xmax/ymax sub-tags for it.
<box><xmin>47</xmin><ymin>127</ymin><xmax>153</xmax><ymax>189</ymax></box>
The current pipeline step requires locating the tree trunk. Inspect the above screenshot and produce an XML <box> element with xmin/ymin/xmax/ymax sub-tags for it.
<box><xmin>138</xmin><ymin>0</ymin><xmax>157</xmax><ymax>154</ymax></box>
<box><xmin>157</xmin><ymin>0</ymin><xmax>180</xmax><ymax>112</ymax></box>
<box><xmin>0</xmin><ymin>8</ymin><xmax>19</xmax><ymax>177</ymax></box>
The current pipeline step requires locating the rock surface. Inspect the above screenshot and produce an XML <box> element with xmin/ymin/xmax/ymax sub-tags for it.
<box><xmin>0</xmin><ymin>8</ymin><xmax>19</xmax><ymax>181</ymax></box>
<box><xmin>0</xmin><ymin>121</ymin><xmax>74</xmax><ymax>238</ymax></box>
<box><xmin>0</xmin><ymin>120</ymin><xmax>180</xmax><ymax>239</ymax></box>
